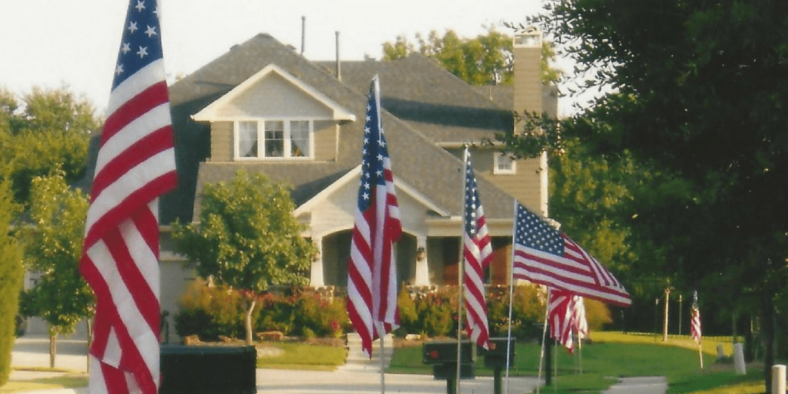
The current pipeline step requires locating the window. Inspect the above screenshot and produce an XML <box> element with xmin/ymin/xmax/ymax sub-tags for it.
<box><xmin>238</xmin><ymin>121</ymin><xmax>258</xmax><ymax>158</ymax></box>
<box><xmin>234</xmin><ymin>120</ymin><xmax>313</xmax><ymax>159</ymax></box>
<box><xmin>494</xmin><ymin>152</ymin><xmax>516</xmax><ymax>174</ymax></box>
<box><xmin>264</xmin><ymin>121</ymin><xmax>284</xmax><ymax>157</ymax></box>
<box><xmin>290</xmin><ymin>120</ymin><xmax>310</xmax><ymax>157</ymax></box>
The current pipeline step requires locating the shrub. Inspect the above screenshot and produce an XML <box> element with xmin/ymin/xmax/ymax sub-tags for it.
<box><xmin>174</xmin><ymin>280</ymin><xmax>247</xmax><ymax>341</ymax></box>
<box><xmin>175</xmin><ymin>281</ymin><xmax>350</xmax><ymax>340</ymax></box>
<box><xmin>395</xmin><ymin>284</ymin><xmax>550</xmax><ymax>340</ymax></box>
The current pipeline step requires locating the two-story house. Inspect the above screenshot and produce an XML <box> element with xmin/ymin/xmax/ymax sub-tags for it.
<box><xmin>150</xmin><ymin>27</ymin><xmax>556</xmax><ymax>323</ymax></box>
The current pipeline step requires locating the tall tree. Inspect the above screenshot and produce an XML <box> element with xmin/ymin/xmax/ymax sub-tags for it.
<box><xmin>0</xmin><ymin>86</ymin><xmax>97</xmax><ymax>204</ymax></box>
<box><xmin>172</xmin><ymin>170</ymin><xmax>316</xmax><ymax>345</ymax></box>
<box><xmin>0</xmin><ymin>181</ymin><xmax>23</xmax><ymax>386</ymax></box>
<box><xmin>21</xmin><ymin>172</ymin><xmax>93</xmax><ymax>367</ymax></box>
<box><xmin>383</xmin><ymin>28</ymin><xmax>560</xmax><ymax>85</ymax></box>
<box><xmin>521</xmin><ymin>1</ymin><xmax>788</xmax><ymax>389</ymax></box>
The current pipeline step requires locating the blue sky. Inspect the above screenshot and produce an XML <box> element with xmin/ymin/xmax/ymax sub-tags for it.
<box><xmin>1</xmin><ymin>0</ymin><xmax>558</xmax><ymax>115</ymax></box>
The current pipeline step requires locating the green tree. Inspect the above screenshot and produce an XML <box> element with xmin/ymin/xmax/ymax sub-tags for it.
<box><xmin>172</xmin><ymin>170</ymin><xmax>315</xmax><ymax>345</ymax></box>
<box><xmin>0</xmin><ymin>181</ymin><xmax>23</xmax><ymax>385</ymax></box>
<box><xmin>0</xmin><ymin>86</ymin><xmax>97</xmax><ymax>204</ymax></box>
<box><xmin>383</xmin><ymin>28</ymin><xmax>561</xmax><ymax>85</ymax></box>
<box><xmin>525</xmin><ymin>1</ymin><xmax>788</xmax><ymax>389</ymax></box>
<box><xmin>21</xmin><ymin>171</ymin><xmax>93</xmax><ymax>367</ymax></box>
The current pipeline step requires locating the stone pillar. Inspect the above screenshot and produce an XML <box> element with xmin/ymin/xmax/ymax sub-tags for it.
<box><xmin>772</xmin><ymin>364</ymin><xmax>786</xmax><ymax>394</ymax></box>
<box><xmin>413</xmin><ymin>236</ymin><xmax>430</xmax><ymax>286</ymax></box>
<box><xmin>734</xmin><ymin>343</ymin><xmax>747</xmax><ymax>375</ymax></box>
<box><xmin>310</xmin><ymin>236</ymin><xmax>324</xmax><ymax>287</ymax></box>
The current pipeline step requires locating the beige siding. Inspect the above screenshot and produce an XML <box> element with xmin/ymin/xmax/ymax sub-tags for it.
<box><xmin>513</xmin><ymin>46</ymin><xmax>542</xmax><ymax>116</ymax></box>
<box><xmin>210</xmin><ymin>121</ymin><xmax>233</xmax><ymax>162</ymax></box>
<box><xmin>469</xmin><ymin>147</ymin><xmax>543</xmax><ymax>214</ymax></box>
<box><xmin>313</xmin><ymin>120</ymin><xmax>337</xmax><ymax>161</ymax></box>
<box><xmin>217</xmin><ymin>73</ymin><xmax>333</xmax><ymax>118</ymax></box>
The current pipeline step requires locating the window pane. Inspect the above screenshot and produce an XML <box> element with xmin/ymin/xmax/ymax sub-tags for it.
<box><xmin>497</xmin><ymin>153</ymin><xmax>514</xmax><ymax>171</ymax></box>
<box><xmin>290</xmin><ymin>120</ymin><xmax>310</xmax><ymax>157</ymax></box>
<box><xmin>238</xmin><ymin>121</ymin><xmax>257</xmax><ymax>158</ymax></box>
<box><xmin>265</xmin><ymin>121</ymin><xmax>284</xmax><ymax>157</ymax></box>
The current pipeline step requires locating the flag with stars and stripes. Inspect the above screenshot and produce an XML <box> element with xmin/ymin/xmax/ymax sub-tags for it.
<box><xmin>80</xmin><ymin>1</ymin><xmax>177</xmax><ymax>393</ymax></box>
<box><xmin>461</xmin><ymin>148</ymin><xmax>492</xmax><ymax>350</ymax></box>
<box><xmin>547</xmin><ymin>289</ymin><xmax>588</xmax><ymax>353</ymax></box>
<box><xmin>347</xmin><ymin>75</ymin><xmax>402</xmax><ymax>358</ymax></box>
<box><xmin>512</xmin><ymin>202</ymin><xmax>631</xmax><ymax>307</ymax></box>
<box><xmin>691</xmin><ymin>291</ymin><xmax>702</xmax><ymax>344</ymax></box>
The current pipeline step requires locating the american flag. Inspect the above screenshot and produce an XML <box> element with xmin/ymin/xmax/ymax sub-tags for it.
<box><xmin>347</xmin><ymin>76</ymin><xmax>402</xmax><ymax>357</ymax></box>
<box><xmin>691</xmin><ymin>291</ymin><xmax>702</xmax><ymax>344</ymax></box>
<box><xmin>573</xmin><ymin>294</ymin><xmax>588</xmax><ymax>342</ymax></box>
<box><xmin>512</xmin><ymin>202</ymin><xmax>631</xmax><ymax>307</ymax></box>
<box><xmin>462</xmin><ymin>149</ymin><xmax>492</xmax><ymax>349</ymax></box>
<box><xmin>79</xmin><ymin>1</ymin><xmax>176</xmax><ymax>393</ymax></box>
<box><xmin>547</xmin><ymin>290</ymin><xmax>574</xmax><ymax>352</ymax></box>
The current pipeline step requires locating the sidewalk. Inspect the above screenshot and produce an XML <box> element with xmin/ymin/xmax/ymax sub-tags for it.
<box><xmin>7</xmin><ymin>334</ymin><xmax>663</xmax><ymax>393</ymax></box>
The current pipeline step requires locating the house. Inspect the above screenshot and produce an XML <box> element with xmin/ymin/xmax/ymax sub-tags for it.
<box><xmin>147</xmin><ymin>27</ymin><xmax>557</xmax><ymax>329</ymax></box>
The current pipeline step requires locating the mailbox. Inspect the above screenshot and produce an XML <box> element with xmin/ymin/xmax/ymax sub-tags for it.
<box><xmin>423</xmin><ymin>340</ymin><xmax>473</xmax><ymax>365</ymax></box>
<box><xmin>422</xmin><ymin>340</ymin><xmax>474</xmax><ymax>382</ymax></box>
<box><xmin>477</xmin><ymin>337</ymin><xmax>516</xmax><ymax>368</ymax></box>
<box><xmin>160</xmin><ymin>345</ymin><xmax>257</xmax><ymax>394</ymax></box>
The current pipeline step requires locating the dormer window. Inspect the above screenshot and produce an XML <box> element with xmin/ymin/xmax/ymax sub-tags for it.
<box><xmin>234</xmin><ymin>119</ymin><xmax>313</xmax><ymax>160</ymax></box>
<box><xmin>494</xmin><ymin>152</ymin><xmax>516</xmax><ymax>174</ymax></box>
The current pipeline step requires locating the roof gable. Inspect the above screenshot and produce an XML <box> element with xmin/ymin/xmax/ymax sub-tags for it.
<box><xmin>294</xmin><ymin>166</ymin><xmax>451</xmax><ymax>217</ymax></box>
<box><xmin>192</xmin><ymin>64</ymin><xmax>355</xmax><ymax>122</ymax></box>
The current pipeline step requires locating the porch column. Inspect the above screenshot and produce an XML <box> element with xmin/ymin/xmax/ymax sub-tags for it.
<box><xmin>414</xmin><ymin>236</ymin><xmax>430</xmax><ymax>286</ymax></box>
<box><xmin>310</xmin><ymin>236</ymin><xmax>324</xmax><ymax>287</ymax></box>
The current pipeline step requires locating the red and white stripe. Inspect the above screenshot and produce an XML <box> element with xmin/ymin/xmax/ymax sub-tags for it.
<box><xmin>691</xmin><ymin>305</ymin><xmax>702</xmax><ymax>344</ymax></box>
<box><xmin>572</xmin><ymin>295</ymin><xmax>588</xmax><ymax>341</ymax></box>
<box><xmin>462</xmin><ymin>149</ymin><xmax>492</xmax><ymax>350</ymax></box>
<box><xmin>548</xmin><ymin>290</ymin><xmax>588</xmax><ymax>353</ymax></box>
<box><xmin>513</xmin><ymin>235</ymin><xmax>631</xmax><ymax>307</ymax></box>
<box><xmin>347</xmin><ymin>76</ymin><xmax>401</xmax><ymax>357</ymax></box>
<box><xmin>80</xmin><ymin>54</ymin><xmax>176</xmax><ymax>394</ymax></box>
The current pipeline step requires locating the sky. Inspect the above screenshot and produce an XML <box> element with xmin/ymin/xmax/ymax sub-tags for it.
<box><xmin>0</xmin><ymin>0</ymin><xmax>559</xmax><ymax>116</ymax></box>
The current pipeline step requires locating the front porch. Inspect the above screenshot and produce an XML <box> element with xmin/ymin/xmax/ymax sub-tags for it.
<box><xmin>308</xmin><ymin>230</ymin><xmax>513</xmax><ymax>290</ymax></box>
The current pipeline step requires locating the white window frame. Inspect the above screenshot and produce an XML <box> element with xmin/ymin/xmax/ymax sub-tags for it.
<box><xmin>233</xmin><ymin>119</ymin><xmax>314</xmax><ymax>160</ymax></box>
<box><xmin>494</xmin><ymin>152</ymin><xmax>517</xmax><ymax>174</ymax></box>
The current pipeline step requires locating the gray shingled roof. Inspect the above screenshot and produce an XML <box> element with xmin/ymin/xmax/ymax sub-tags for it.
<box><xmin>317</xmin><ymin>56</ymin><xmax>513</xmax><ymax>144</ymax></box>
<box><xmin>163</xmin><ymin>33</ymin><xmax>516</xmax><ymax>223</ymax></box>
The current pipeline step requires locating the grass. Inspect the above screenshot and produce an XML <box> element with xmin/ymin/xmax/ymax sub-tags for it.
<box><xmin>388</xmin><ymin>332</ymin><xmax>766</xmax><ymax>394</ymax></box>
<box><xmin>256</xmin><ymin>342</ymin><xmax>347</xmax><ymax>371</ymax></box>
<box><xmin>0</xmin><ymin>373</ymin><xmax>88</xmax><ymax>393</ymax></box>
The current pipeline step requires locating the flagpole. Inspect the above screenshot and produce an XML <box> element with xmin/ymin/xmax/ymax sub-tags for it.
<box><xmin>536</xmin><ymin>287</ymin><xmax>551</xmax><ymax>394</ymax></box>
<box><xmin>504</xmin><ymin>198</ymin><xmax>519</xmax><ymax>394</ymax></box>
<box><xmin>698</xmin><ymin>344</ymin><xmax>704</xmax><ymax>369</ymax></box>
<box><xmin>455</xmin><ymin>147</ymin><xmax>471</xmax><ymax>394</ymax></box>
<box><xmin>578</xmin><ymin>336</ymin><xmax>583</xmax><ymax>374</ymax></box>
<box><xmin>377</xmin><ymin>323</ymin><xmax>386</xmax><ymax>394</ymax></box>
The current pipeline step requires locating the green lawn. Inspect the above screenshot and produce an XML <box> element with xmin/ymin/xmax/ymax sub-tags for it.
<box><xmin>256</xmin><ymin>342</ymin><xmax>347</xmax><ymax>371</ymax></box>
<box><xmin>0</xmin><ymin>373</ymin><xmax>88</xmax><ymax>394</ymax></box>
<box><xmin>388</xmin><ymin>332</ymin><xmax>765</xmax><ymax>394</ymax></box>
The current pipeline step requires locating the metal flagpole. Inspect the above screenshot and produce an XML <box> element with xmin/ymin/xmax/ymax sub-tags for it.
<box><xmin>578</xmin><ymin>336</ymin><xmax>583</xmax><ymax>374</ymax></box>
<box><xmin>504</xmin><ymin>198</ymin><xmax>519</xmax><ymax>394</ymax></box>
<box><xmin>536</xmin><ymin>288</ymin><xmax>551</xmax><ymax>394</ymax></box>
<box><xmin>377</xmin><ymin>323</ymin><xmax>386</xmax><ymax>394</ymax></box>
<box><xmin>455</xmin><ymin>147</ymin><xmax>470</xmax><ymax>394</ymax></box>
<box><xmin>554</xmin><ymin>339</ymin><xmax>558</xmax><ymax>393</ymax></box>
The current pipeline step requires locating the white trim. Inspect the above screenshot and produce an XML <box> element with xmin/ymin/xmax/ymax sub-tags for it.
<box><xmin>493</xmin><ymin>151</ymin><xmax>517</xmax><ymax>174</ymax></box>
<box><xmin>192</xmin><ymin>64</ymin><xmax>355</xmax><ymax>122</ymax></box>
<box><xmin>294</xmin><ymin>166</ymin><xmax>451</xmax><ymax>217</ymax></box>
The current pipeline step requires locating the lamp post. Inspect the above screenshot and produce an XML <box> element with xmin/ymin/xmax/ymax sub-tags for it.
<box><xmin>678</xmin><ymin>294</ymin><xmax>683</xmax><ymax>336</ymax></box>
